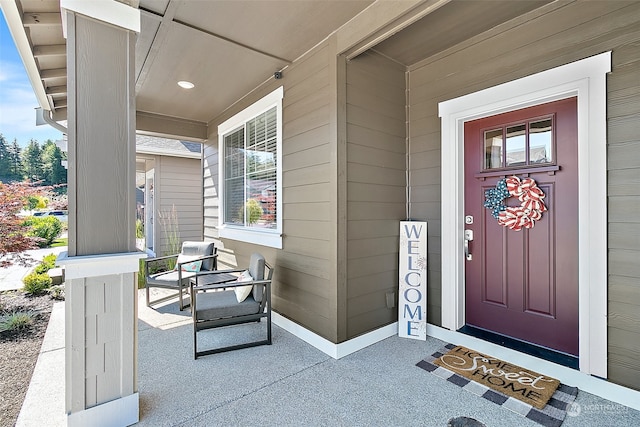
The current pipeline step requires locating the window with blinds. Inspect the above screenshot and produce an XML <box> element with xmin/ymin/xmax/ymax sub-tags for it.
<box><xmin>223</xmin><ymin>107</ymin><xmax>278</xmax><ymax>229</ymax></box>
<box><xmin>218</xmin><ymin>86</ymin><xmax>282</xmax><ymax>248</ymax></box>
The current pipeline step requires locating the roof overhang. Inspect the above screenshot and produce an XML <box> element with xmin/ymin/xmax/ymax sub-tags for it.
<box><xmin>2</xmin><ymin>0</ymin><xmax>553</xmax><ymax>141</ymax></box>
<box><xmin>1</xmin><ymin>0</ymin><xmax>51</xmax><ymax>111</ymax></box>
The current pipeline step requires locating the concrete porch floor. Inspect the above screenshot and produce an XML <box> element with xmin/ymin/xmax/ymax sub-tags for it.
<box><xmin>18</xmin><ymin>290</ymin><xmax>640</xmax><ymax>426</ymax></box>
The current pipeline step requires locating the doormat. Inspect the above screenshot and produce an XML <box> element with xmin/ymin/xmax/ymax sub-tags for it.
<box><xmin>417</xmin><ymin>344</ymin><xmax>578</xmax><ymax>427</ymax></box>
<box><xmin>433</xmin><ymin>345</ymin><xmax>559</xmax><ymax>408</ymax></box>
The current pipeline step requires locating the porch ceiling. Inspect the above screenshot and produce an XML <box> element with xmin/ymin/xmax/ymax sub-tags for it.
<box><xmin>136</xmin><ymin>0</ymin><xmax>375</xmax><ymax>124</ymax></box>
<box><xmin>7</xmin><ymin>0</ymin><xmax>555</xmax><ymax>138</ymax></box>
<box><xmin>371</xmin><ymin>0</ymin><xmax>552</xmax><ymax>66</ymax></box>
<box><xmin>8</xmin><ymin>0</ymin><xmax>373</xmax><ymax>134</ymax></box>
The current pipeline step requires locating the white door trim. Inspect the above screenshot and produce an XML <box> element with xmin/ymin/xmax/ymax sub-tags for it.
<box><xmin>438</xmin><ymin>52</ymin><xmax>610</xmax><ymax>376</ymax></box>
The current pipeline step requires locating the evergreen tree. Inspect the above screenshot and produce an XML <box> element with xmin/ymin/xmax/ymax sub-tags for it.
<box><xmin>41</xmin><ymin>139</ymin><xmax>66</xmax><ymax>185</ymax></box>
<box><xmin>8</xmin><ymin>139</ymin><xmax>23</xmax><ymax>181</ymax></box>
<box><xmin>0</xmin><ymin>134</ymin><xmax>10</xmax><ymax>181</ymax></box>
<box><xmin>22</xmin><ymin>139</ymin><xmax>43</xmax><ymax>182</ymax></box>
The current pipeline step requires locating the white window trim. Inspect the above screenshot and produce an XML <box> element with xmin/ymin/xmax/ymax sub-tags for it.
<box><xmin>438</xmin><ymin>53</ymin><xmax>610</xmax><ymax>377</ymax></box>
<box><xmin>218</xmin><ymin>86</ymin><xmax>284</xmax><ymax>249</ymax></box>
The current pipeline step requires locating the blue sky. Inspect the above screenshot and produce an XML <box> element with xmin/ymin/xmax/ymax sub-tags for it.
<box><xmin>0</xmin><ymin>14</ymin><xmax>62</xmax><ymax>147</ymax></box>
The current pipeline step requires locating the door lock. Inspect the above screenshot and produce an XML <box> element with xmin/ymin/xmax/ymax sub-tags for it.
<box><xmin>464</xmin><ymin>229</ymin><xmax>474</xmax><ymax>261</ymax></box>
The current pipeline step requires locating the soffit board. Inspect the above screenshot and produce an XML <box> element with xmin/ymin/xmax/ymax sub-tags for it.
<box><xmin>140</xmin><ymin>0</ymin><xmax>168</xmax><ymax>15</ymax></box>
<box><xmin>372</xmin><ymin>0</ymin><xmax>552</xmax><ymax>66</ymax></box>
<box><xmin>135</xmin><ymin>0</ymin><xmax>374</xmax><ymax>126</ymax></box>
<box><xmin>136</xmin><ymin>11</ymin><xmax>161</xmax><ymax>79</ymax></box>
<box><xmin>20</xmin><ymin>0</ymin><xmax>59</xmax><ymax>13</ymax></box>
<box><xmin>135</xmin><ymin>21</ymin><xmax>286</xmax><ymax>123</ymax></box>
<box><xmin>18</xmin><ymin>0</ymin><xmax>66</xmax><ymax>113</ymax></box>
<box><xmin>172</xmin><ymin>0</ymin><xmax>373</xmax><ymax>62</ymax></box>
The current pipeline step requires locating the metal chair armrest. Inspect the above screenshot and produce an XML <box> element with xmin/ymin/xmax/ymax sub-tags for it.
<box><xmin>194</xmin><ymin>268</ymin><xmax>244</xmax><ymax>276</ymax></box>
<box><xmin>145</xmin><ymin>253</ymin><xmax>179</xmax><ymax>263</ymax></box>
<box><xmin>175</xmin><ymin>253</ymin><xmax>218</xmax><ymax>270</ymax></box>
<box><xmin>192</xmin><ymin>278</ymin><xmax>270</xmax><ymax>292</ymax></box>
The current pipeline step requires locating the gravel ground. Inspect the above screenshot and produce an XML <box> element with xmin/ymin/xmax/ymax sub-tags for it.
<box><xmin>0</xmin><ymin>291</ymin><xmax>53</xmax><ymax>427</ymax></box>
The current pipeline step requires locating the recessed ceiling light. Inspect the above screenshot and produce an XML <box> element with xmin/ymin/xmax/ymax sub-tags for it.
<box><xmin>177</xmin><ymin>80</ymin><xmax>195</xmax><ymax>89</ymax></box>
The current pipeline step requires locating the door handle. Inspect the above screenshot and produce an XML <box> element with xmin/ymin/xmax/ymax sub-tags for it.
<box><xmin>464</xmin><ymin>229</ymin><xmax>474</xmax><ymax>261</ymax></box>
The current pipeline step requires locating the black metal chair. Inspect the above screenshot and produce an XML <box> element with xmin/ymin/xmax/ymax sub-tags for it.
<box><xmin>144</xmin><ymin>241</ymin><xmax>217</xmax><ymax>311</ymax></box>
<box><xmin>190</xmin><ymin>253</ymin><xmax>273</xmax><ymax>359</ymax></box>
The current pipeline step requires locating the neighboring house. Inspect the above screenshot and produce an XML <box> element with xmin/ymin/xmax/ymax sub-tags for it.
<box><xmin>54</xmin><ymin>137</ymin><xmax>68</xmax><ymax>169</ymax></box>
<box><xmin>3</xmin><ymin>0</ymin><xmax>639</xmax><ymax>423</ymax></box>
<box><xmin>54</xmin><ymin>133</ymin><xmax>203</xmax><ymax>256</ymax></box>
<box><xmin>135</xmin><ymin>135</ymin><xmax>203</xmax><ymax>256</ymax></box>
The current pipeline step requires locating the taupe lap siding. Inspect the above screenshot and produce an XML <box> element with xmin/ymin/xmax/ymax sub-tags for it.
<box><xmin>406</xmin><ymin>1</ymin><xmax>640</xmax><ymax>390</ymax></box>
<box><xmin>155</xmin><ymin>156</ymin><xmax>203</xmax><ymax>256</ymax></box>
<box><xmin>203</xmin><ymin>42</ymin><xmax>337</xmax><ymax>341</ymax></box>
<box><xmin>608</xmin><ymin>39</ymin><xmax>640</xmax><ymax>390</ymax></box>
<box><xmin>346</xmin><ymin>51</ymin><xmax>406</xmax><ymax>338</ymax></box>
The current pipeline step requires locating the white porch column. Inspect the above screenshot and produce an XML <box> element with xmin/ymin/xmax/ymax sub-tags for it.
<box><xmin>59</xmin><ymin>1</ymin><xmax>142</xmax><ymax>426</ymax></box>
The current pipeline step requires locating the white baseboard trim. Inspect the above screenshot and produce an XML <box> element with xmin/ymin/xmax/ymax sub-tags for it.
<box><xmin>427</xmin><ymin>324</ymin><xmax>640</xmax><ymax>412</ymax></box>
<box><xmin>67</xmin><ymin>393</ymin><xmax>139</xmax><ymax>427</ymax></box>
<box><xmin>272</xmin><ymin>312</ymin><xmax>398</xmax><ymax>359</ymax></box>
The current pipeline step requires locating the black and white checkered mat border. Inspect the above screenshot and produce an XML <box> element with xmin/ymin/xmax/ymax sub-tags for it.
<box><xmin>417</xmin><ymin>344</ymin><xmax>579</xmax><ymax>427</ymax></box>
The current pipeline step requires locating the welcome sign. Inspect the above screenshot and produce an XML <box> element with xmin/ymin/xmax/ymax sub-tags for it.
<box><xmin>398</xmin><ymin>221</ymin><xmax>427</xmax><ymax>340</ymax></box>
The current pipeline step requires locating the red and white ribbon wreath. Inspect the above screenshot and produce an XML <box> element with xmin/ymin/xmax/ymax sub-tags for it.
<box><xmin>497</xmin><ymin>176</ymin><xmax>547</xmax><ymax>231</ymax></box>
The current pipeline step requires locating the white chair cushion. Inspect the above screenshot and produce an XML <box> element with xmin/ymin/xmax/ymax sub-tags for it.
<box><xmin>234</xmin><ymin>270</ymin><xmax>254</xmax><ymax>303</ymax></box>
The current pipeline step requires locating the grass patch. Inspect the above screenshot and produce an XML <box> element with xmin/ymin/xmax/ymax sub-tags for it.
<box><xmin>50</xmin><ymin>237</ymin><xmax>68</xmax><ymax>247</ymax></box>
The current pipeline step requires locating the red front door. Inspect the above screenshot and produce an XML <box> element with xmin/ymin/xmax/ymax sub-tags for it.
<box><xmin>464</xmin><ymin>97</ymin><xmax>578</xmax><ymax>356</ymax></box>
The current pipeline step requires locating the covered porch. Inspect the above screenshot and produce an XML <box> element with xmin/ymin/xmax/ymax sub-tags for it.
<box><xmin>18</xmin><ymin>291</ymin><xmax>640</xmax><ymax>426</ymax></box>
<box><xmin>3</xmin><ymin>0</ymin><xmax>640</xmax><ymax>424</ymax></box>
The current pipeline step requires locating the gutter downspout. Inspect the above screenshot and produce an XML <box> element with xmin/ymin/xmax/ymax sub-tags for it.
<box><xmin>36</xmin><ymin>108</ymin><xmax>68</xmax><ymax>134</ymax></box>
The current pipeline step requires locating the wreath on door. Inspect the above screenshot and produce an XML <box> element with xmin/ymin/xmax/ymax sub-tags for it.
<box><xmin>484</xmin><ymin>176</ymin><xmax>547</xmax><ymax>231</ymax></box>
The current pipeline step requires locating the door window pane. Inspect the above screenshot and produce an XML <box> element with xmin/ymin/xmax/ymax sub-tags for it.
<box><xmin>484</xmin><ymin>129</ymin><xmax>503</xmax><ymax>169</ymax></box>
<box><xmin>529</xmin><ymin>119</ymin><xmax>553</xmax><ymax>164</ymax></box>
<box><xmin>505</xmin><ymin>124</ymin><xmax>526</xmax><ymax>166</ymax></box>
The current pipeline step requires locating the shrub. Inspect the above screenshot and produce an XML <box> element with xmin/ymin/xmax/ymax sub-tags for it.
<box><xmin>23</xmin><ymin>272</ymin><xmax>52</xmax><ymax>295</ymax></box>
<box><xmin>34</xmin><ymin>263</ymin><xmax>49</xmax><ymax>274</ymax></box>
<box><xmin>23</xmin><ymin>216</ymin><xmax>62</xmax><ymax>247</ymax></box>
<box><xmin>0</xmin><ymin>311</ymin><xmax>36</xmax><ymax>333</ymax></box>
<box><xmin>136</xmin><ymin>219</ymin><xmax>144</xmax><ymax>239</ymax></box>
<box><xmin>43</xmin><ymin>253</ymin><xmax>57</xmax><ymax>269</ymax></box>
<box><xmin>137</xmin><ymin>257</ymin><xmax>165</xmax><ymax>289</ymax></box>
<box><xmin>138</xmin><ymin>259</ymin><xmax>146</xmax><ymax>289</ymax></box>
<box><xmin>26</xmin><ymin>196</ymin><xmax>39</xmax><ymax>210</ymax></box>
<box><xmin>158</xmin><ymin>205</ymin><xmax>180</xmax><ymax>259</ymax></box>
<box><xmin>35</xmin><ymin>196</ymin><xmax>48</xmax><ymax>209</ymax></box>
<box><xmin>241</xmin><ymin>199</ymin><xmax>263</xmax><ymax>226</ymax></box>
<box><xmin>34</xmin><ymin>254</ymin><xmax>57</xmax><ymax>274</ymax></box>
<box><xmin>0</xmin><ymin>181</ymin><xmax>52</xmax><ymax>266</ymax></box>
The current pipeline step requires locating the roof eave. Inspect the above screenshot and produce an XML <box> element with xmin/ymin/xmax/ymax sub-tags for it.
<box><xmin>0</xmin><ymin>0</ymin><xmax>52</xmax><ymax>111</ymax></box>
<box><xmin>135</xmin><ymin>148</ymin><xmax>201</xmax><ymax>159</ymax></box>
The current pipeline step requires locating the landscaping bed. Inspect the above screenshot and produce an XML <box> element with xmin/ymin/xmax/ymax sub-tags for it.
<box><xmin>0</xmin><ymin>291</ymin><xmax>53</xmax><ymax>427</ymax></box>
